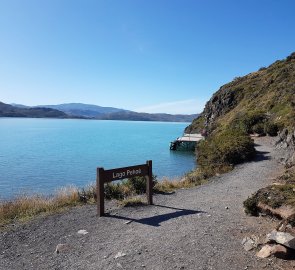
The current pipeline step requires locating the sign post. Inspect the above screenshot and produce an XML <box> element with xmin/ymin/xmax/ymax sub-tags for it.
<box><xmin>96</xmin><ymin>160</ymin><xmax>153</xmax><ymax>216</ymax></box>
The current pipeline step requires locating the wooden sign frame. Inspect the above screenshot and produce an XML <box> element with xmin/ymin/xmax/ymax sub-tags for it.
<box><xmin>96</xmin><ymin>160</ymin><xmax>153</xmax><ymax>216</ymax></box>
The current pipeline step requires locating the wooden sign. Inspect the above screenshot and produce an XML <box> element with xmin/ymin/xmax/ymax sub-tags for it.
<box><xmin>96</xmin><ymin>160</ymin><xmax>153</xmax><ymax>216</ymax></box>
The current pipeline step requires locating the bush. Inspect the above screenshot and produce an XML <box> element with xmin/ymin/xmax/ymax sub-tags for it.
<box><xmin>243</xmin><ymin>195</ymin><xmax>259</xmax><ymax>216</ymax></box>
<box><xmin>125</xmin><ymin>176</ymin><xmax>147</xmax><ymax>194</ymax></box>
<box><xmin>104</xmin><ymin>183</ymin><xmax>126</xmax><ymax>200</ymax></box>
<box><xmin>232</xmin><ymin>111</ymin><xmax>266</xmax><ymax>134</ymax></box>
<box><xmin>125</xmin><ymin>175</ymin><xmax>158</xmax><ymax>194</ymax></box>
<box><xmin>197</xmin><ymin>128</ymin><xmax>255</xmax><ymax>173</ymax></box>
<box><xmin>251</xmin><ymin>123</ymin><xmax>265</xmax><ymax>135</ymax></box>
<box><xmin>264</xmin><ymin>122</ymin><xmax>279</xmax><ymax>136</ymax></box>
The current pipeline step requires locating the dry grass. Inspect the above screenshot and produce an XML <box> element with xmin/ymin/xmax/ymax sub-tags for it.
<box><xmin>120</xmin><ymin>197</ymin><xmax>145</xmax><ymax>207</ymax></box>
<box><xmin>0</xmin><ymin>186</ymin><xmax>81</xmax><ymax>226</ymax></box>
<box><xmin>244</xmin><ymin>165</ymin><xmax>295</xmax><ymax>217</ymax></box>
<box><xmin>0</xmin><ymin>175</ymin><xmax>210</xmax><ymax>227</ymax></box>
<box><xmin>154</xmin><ymin>177</ymin><xmax>195</xmax><ymax>193</ymax></box>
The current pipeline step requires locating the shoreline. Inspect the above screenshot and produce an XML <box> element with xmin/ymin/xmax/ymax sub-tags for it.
<box><xmin>2</xmin><ymin>136</ymin><xmax>293</xmax><ymax>269</ymax></box>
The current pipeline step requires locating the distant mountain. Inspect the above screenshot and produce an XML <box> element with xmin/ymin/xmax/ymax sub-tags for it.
<box><xmin>0</xmin><ymin>102</ymin><xmax>68</xmax><ymax>118</ymax></box>
<box><xmin>97</xmin><ymin>111</ymin><xmax>198</xmax><ymax>122</ymax></box>
<box><xmin>8</xmin><ymin>102</ymin><xmax>198</xmax><ymax>122</ymax></box>
<box><xmin>10</xmin><ymin>103</ymin><xmax>30</xmax><ymax>108</ymax></box>
<box><xmin>36</xmin><ymin>103</ymin><xmax>127</xmax><ymax>118</ymax></box>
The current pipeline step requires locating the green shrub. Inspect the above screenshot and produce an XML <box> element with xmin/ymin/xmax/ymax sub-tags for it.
<box><xmin>231</xmin><ymin>111</ymin><xmax>266</xmax><ymax>134</ymax></box>
<box><xmin>251</xmin><ymin>123</ymin><xmax>265</xmax><ymax>135</ymax></box>
<box><xmin>243</xmin><ymin>195</ymin><xmax>259</xmax><ymax>216</ymax></box>
<box><xmin>125</xmin><ymin>175</ymin><xmax>158</xmax><ymax>194</ymax></box>
<box><xmin>264</xmin><ymin>122</ymin><xmax>279</xmax><ymax>136</ymax></box>
<box><xmin>104</xmin><ymin>183</ymin><xmax>126</xmax><ymax>200</ymax></box>
<box><xmin>125</xmin><ymin>176</ymin><xmax>147</xmax><ymax>194</ymax></box>
<box><xmin>197</xmin><ymin>128</ymin><xmax>255</xmax><ymax>173</ymax></box>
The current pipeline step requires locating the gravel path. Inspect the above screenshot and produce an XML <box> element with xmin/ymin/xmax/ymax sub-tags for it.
<box><xmin>1</xmin><ymin>137</ymin><xmax>293</xmax><ymax>270</ymax></box>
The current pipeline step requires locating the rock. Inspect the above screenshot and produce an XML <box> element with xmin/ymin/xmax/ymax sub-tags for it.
<box><xmin>266</xmin><ymin>230</ymin><xmax>295</xmax><ymax>250</ymax></box>
<box><xmin>114</xmin><ymin>251</ymin><xmax>126</xmax><ymax>259</ymax></box>
<box><xmin>242</xmin><ymin>235</ymin><xmax>259</xmax><ymax>251</ymax></box>
<box><xmin>256</xmin><ymin>245</ymin><xmax>273</xmax><ymax>258</ymax></box>
<box><xmin>257</xmin><ymin>244</ymin><xmax>292</xmax><ymax>260</ymax></box>
<box><xmin>271</xmin><ymin>244</ymin><xmax>289</xmax><ymax>259</ymax></box>
<box><xmin>55</xmin><ymin>244</ymin><xmax>71</xmax><ymax>254</ymax></box>
<box><xmin>77</xmin><ymin>229</ymin><xmax>89</xmax><ymax>235</ymax></box>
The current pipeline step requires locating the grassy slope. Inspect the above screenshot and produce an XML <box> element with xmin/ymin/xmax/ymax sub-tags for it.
<box><xmin>186</xmin><ymin>52</ymin><xmax>295</xmax><ymax>134</ymax></box>
<box><xmin>186</xmin><ymin>52</ymin><xmax>295</xmax><ymax>220</ymax></box>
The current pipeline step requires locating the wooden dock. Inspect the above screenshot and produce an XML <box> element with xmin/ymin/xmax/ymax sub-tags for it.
<box><xmin>170</xmin><ymin>133</ymin><xmax>204</xmax><ymax>151</ymax></box>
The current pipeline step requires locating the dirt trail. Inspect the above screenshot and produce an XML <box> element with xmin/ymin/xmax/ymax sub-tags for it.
<box><xmin>1</xmin><ymin>137</ymin><xmax>293</xmax><ymax>270</ymax></box>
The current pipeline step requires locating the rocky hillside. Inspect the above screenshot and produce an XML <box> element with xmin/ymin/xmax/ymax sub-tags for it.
<box><xmin>186</xmin><ymin>52</ymin><xmax>295</xmax><ymax>135</ymax></box>
<box><xmin>184</xmin><ymin>52</ymin><xmax>295</xmax><ymax>180</ymax></box>
<box><xmin>185</xmin><ymin>52</ymin><xmax>295</xmax><ymax>227</ymax></box>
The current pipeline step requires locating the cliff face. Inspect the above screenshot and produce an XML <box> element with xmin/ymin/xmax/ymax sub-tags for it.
<box><xmin>276</xmin><ymin>128</ymin><xmax>295</xmax><ymax>167</ymax></box>
<box><xmin>186</xmin><ymin>52</ymin><xmax>295</xmax><ymax>134</ymax></box>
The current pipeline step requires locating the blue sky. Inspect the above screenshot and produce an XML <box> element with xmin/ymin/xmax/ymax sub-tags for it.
<box><xmin>0</xmin><ymin>0</ymin><xmax>295</xmax><ymax>114</ymax></box>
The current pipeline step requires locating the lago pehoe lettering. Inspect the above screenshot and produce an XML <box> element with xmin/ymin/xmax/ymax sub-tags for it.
<box><xmin>97</xmin><ymin>161</ymin><xmax>153</xmax><ymax>216</ymax></box>
<box><xmin>112</xmin><ymin>168</ymin><xmax>142</xmax><ymax>179</ymax></box>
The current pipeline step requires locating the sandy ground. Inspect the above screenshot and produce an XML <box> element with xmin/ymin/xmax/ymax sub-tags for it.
<box><xmin>1</xmin><ymin>137</ymin><xmax>294</xmax><ymax>270</ymax></box>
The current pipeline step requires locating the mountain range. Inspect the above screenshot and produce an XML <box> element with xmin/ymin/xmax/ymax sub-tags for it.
<box><xmin>0</xmin><ymin>102</ymin><xmax>68</xmax><ymax>118</ymax></box>
<box><xmin>2</xmin><ymin>102</ymin><xmax>197</xmax><ymax>122</ymax></box>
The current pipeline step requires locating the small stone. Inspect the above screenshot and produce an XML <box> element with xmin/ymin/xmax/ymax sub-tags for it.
<box><xmin>242</xmin><ymin>236</ymin><xmax>258</xmax><ymax>251</ymax></box>
<box><xmin>125</xmin><ymin>220</ymin><xmax>132</xmax><ymax>224</ymax></box>
<box><xmin>77</xmin><ymin>229</ymin><xmax>89</xmax><ymax>235</ymax></box>
<box><xmin>225</xmin><ymin>206</ymin><xmax>229</xmax><ymax>210</ymax></box>
<box><xmin>256</xmin><ymin>245</ymin><xmax>273</xmax><ymax>258</ymax></box>
<box><xmin>55</xmin><ymin>244</ymin><xmax>71</xmax><ymax>254</ymax></box>
<box><xmin>115</xmin><ymin>251</ymin><xmax>126</xmax><ymax>259</ymax></box>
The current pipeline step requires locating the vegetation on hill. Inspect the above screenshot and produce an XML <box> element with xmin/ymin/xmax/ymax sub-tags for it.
<box><xmin>187</xmin><ymin>52</ymin><xmax>295</xmax><ymax>134</ymax></box>
<box><xmin>184</xmin><ymin>52</ymin><xmax>295</xmax><ymax>223</ymax></box>
<box><xmin>185</xmin><ymin>52</ymin><xmax>295</xmax><ymax>180</ymax></box>
<box><xmin>0</xmin><ymin>102</ymin><xmax>68</xmax><ymax>118</ymax></box>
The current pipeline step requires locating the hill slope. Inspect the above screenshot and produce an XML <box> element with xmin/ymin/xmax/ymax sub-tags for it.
<box><xmin>186</xmin><ymin>52</ymin><xmax>295</xmax><ymax>134</ymax></box>
<box><xmin>97</xmin><ymin>111</ymin><xmax>197</xmax><ymax>122</ymax></box>
<box><xmin>12</xmin><ymin>103</ymin><xmax>197</xmax><ymax>122</ymax></box>
<box><xmin>0</xmin><ymin>102</ymin><xmax>68</xmax><ymax>118</ymax></box>
<box><xmin>183</xmin><ymin>52</ymin><xmax>295</xmax><ymax>186</ymax></box>
<box><xmin>37</xmin><ymin>103</ymin><xmax>126</xmax><ymax>118</ymax></box>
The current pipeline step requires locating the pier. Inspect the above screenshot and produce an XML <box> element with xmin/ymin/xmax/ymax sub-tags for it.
<box><xmin>170</xmin><ymin>133</ymin><xmax>204</xmax><ymax>151</ymax></box>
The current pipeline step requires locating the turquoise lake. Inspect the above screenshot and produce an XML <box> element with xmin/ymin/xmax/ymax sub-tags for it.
<box><xmin>0</xmin><ymin>118</ymin><xmax>196</xmax><ymax>199</ymax></box>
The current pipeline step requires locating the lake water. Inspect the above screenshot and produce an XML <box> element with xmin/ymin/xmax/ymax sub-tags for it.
<box><xmin>0</xmin><ymin>118</ymin><xmax>196</xmax><ymax>199</ymax></box>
